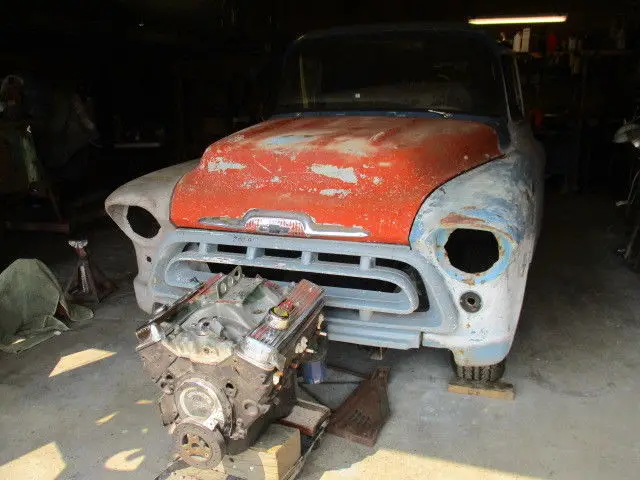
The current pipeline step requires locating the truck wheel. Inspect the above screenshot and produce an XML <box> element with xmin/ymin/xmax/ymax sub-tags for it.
<box><xmin>452</xmin><ymin>356</ymin><xmax>505</xmax><ymax>383</ymax></box>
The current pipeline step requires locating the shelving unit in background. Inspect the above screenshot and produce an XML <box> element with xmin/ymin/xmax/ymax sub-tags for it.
<box><xmin>517</xmin><ymin>46</ymin><xmax>637</xmax><ymax>193</ymax></box>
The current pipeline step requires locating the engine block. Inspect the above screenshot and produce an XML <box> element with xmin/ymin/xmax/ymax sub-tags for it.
<box><xmin>135</xmin><ymin>267</ymin><xmax>325</xmax><ymax>469</ymax></box>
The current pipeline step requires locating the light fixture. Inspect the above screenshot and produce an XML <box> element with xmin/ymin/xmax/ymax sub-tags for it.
<box><xmin>469</xmin><ymin>15</ymin><xmax>567</xmax><ymax>25</ymax></box>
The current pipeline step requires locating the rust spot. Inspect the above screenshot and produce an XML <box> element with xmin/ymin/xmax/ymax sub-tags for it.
<box><xmin>441</xmin><ymin>212</ymin><xmax>514</xmax><ymax>243</ymax></box>
<box><xmin>465</xmin><ymin>323</ymin><xmax>471</xmax><ymax>329</ymax></box>
<box><xmin>441</xmin><ymin>212</ymin><xmax>488</xmax><ymax>229</ymax></box>
<box><xmin>462</xmin><ymin>276</ymin><xmax>476</xmax><ymax>286</ymax></box>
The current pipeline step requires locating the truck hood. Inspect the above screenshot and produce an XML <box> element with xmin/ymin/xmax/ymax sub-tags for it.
<box><xmin>170</xmin><ymin>116</ymin><xmax>502</xmax><ymax>244</ymax></box>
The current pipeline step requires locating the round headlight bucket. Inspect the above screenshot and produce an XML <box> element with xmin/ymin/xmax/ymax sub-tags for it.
<box><xmin>434</xmin><ymin>227</ymin><xmax>512</xmax><ymax>284</ymax></box>
<box><xmin>176</xmin><ymin>379</ymin><xmax>227</xmax><ymax>426</ymax></box>
<box><xmin>126</xmin><ymin>205</ymin><xmax>160</xmax><ymax>239</ymax></box>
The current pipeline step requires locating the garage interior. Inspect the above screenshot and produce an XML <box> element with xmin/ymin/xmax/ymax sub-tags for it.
<box><xmin>1</xmin><ymin>1</ymin><xmax>639</xmax><ymax>479</ymax></box>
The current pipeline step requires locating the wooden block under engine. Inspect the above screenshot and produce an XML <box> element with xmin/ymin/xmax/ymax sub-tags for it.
<box><xmin>161</xmin><ymin>424</ymin><xmax>301</xmax><ymax>480</ymax></box>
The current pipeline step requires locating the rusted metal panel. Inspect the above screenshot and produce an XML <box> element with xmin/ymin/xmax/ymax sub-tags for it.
<box><xmin>327</xmin><ymin>366</ymin><xmax>390</xmax><ymax>447</ymax></box>
<box><xmin>411</xmin><ymin>136</ymin><xmax>545</xmax><ymax>366</ymax></box>
<box><xmin>170</xmin><ymin>116</ymin><xmax>502</xmax><ymax>244</ymax></box>
<box><xmin>104</xmin><ymin>27</ymin><xmax>546</xmax><ymax>369</ymax></box>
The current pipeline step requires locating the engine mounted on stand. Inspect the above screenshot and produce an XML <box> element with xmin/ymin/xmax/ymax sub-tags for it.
<box><xmin>135</xmin><ymin>267</ymin><xmax>326</xmax><ymax>469</ymax></box>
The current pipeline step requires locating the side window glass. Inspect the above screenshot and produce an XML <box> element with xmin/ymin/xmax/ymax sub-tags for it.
<box><xmin>501</xmin><ymin>56</ymin><xmax>524</xmax><ymax>120</ymax></box>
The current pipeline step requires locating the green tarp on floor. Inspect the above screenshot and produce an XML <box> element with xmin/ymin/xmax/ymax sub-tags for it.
<box><xmin>0</xmin><ymin>259</ymin><xmax>93</xmax><ymax>353</ymax></box>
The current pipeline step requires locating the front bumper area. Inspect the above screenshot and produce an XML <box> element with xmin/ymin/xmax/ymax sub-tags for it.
<box><xmin>139</xmin><ymin>229</ymin><xmax>529</xmax><ymax>366</ymax></box>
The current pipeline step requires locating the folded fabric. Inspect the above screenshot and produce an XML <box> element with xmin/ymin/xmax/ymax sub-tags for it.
<box><xmin>0</xmin><ymin>258</ymin><xmax>93</xmax><ymax>353</ymax></box>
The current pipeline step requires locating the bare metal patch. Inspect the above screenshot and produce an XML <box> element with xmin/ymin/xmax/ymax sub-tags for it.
<box><xmin>207</xmin><ymin>157</ymin><xmax>246</xmax><ymax>172</ymax></box>
<box><xmin>332</xmin><ymin>138</ymin><xmax>372</xmax><ymax>156</ymax></box>
<box><xmin>310</xmin><ymin>164</ymin><xmax>358</xmax><ymax>184</ymax></box>
<box><xmin>242</xmin><ymin>179</ymin><xmax>264</xmax><ymax>189</ymax></box>
<box><xmin>319</xmin><ymin>189</ymin><xmax>352</xmax><ymax>198</ymax></box>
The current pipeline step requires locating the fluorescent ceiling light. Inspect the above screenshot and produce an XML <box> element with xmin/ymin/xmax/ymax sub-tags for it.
<box><xmin>469</xmin><ymin>15</ymin><xmax>567</xmax><ymax>25</ymax></box>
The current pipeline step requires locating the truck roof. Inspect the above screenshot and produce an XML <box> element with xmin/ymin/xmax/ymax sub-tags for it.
<box><xmin>297</xmin><ymin>23</ymin><xmax>505</xmax><ymax>54</ymax></box>
<box><xmin>301</xmin><ymin>22</ymin><xmax>487</xmax><ymax>39</ymax></box>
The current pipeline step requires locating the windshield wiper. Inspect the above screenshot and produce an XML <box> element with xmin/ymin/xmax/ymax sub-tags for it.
<box><xmin>427</xmin><ymin>109</ymin><xmax>454</xmax><ymax>119</ymax></box>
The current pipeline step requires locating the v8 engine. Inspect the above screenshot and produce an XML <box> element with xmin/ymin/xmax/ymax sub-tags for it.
<box><xmin>135</xmin><ymin>267</ymin><xmax>325</xmax><ymax>469</ymax></box>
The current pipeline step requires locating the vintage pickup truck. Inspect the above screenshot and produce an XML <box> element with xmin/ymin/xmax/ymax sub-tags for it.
<box><xmin>106</xmin><ymin>24</ymin><xmax>544</xmax><ymax>382</ymax></box>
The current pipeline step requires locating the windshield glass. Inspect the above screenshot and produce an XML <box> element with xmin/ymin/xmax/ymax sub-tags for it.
<box><xmin>276</xmin><ymin>31</ymin><xmax>505</xmax><ymax>117</ymax></box>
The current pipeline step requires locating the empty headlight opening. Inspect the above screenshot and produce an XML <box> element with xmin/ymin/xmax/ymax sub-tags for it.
<box><xmin>444</xmin><ymin>228</ymin><xmax>500</xmax><ymax>273</ymax></box>
<box><xmin>127</xmin><ymin>206</ymin><xmax>161</xmax><ymax>239</ymax></box>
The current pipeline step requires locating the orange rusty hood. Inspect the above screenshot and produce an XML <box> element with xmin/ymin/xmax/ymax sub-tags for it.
<box><xmin>170</xmin><ymin>116</ymin><xmax>502</xmax><ymax>244</ymax></box>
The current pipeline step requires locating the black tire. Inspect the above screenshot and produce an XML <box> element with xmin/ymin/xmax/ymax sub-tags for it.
<box><xmin>452</xmin><ymin>356</ymin><xmax>506</xmax><ymax>383</ymax></box>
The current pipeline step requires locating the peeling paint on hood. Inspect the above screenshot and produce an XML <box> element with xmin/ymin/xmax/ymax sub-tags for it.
<box><xmin>207</xmin><ymin>157</ymin><xmax>246</xmax><ymax>172</ymax></box>
<box><xmin>310</xmin><ymin>164</ymin><xmax>358</xmax><ymax>184</ymax></box>
<box><xmin>171</xmin><ymin>116</ymin><xmax>502</xmax><ymax>244</ymax></box>
<box><xmin>319</xmin><ymin>188</ymin><xmax>352</xmax><ymax>198</ymax></box>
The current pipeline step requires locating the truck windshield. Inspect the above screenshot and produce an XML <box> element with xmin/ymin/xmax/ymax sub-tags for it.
<box><xmin>276</xmin><ymin>31</ymin><xmax>505</xmax><ymax>117</ymax></box>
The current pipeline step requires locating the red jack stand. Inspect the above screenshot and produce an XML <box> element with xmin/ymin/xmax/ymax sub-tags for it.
<box><xmin>64</xmin><ymin>239</ymin><xmax>116</xmax><ymax>304</ymax></box>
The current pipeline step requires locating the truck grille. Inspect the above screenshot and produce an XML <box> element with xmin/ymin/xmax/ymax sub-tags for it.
<box><xmin>152</xmin><ymin>229</ymin><xmax>429</xmax><ymax>315</ymax></box>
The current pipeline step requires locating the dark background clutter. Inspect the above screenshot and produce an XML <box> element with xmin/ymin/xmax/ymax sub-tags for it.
<box><xmin>2</xmin><ymin>0</ymin><xmax>640</xmax><ymax>231</ymax></box>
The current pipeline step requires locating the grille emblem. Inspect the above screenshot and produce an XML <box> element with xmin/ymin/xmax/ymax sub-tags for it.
<box><xmin>198</xmin><ymin>210</ymin><xmax>369</xmax><ymax>238</ymax></box>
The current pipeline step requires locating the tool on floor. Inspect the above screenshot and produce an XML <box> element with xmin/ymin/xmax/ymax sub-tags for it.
<box><xmin>64</xmin><ymin>239</ymin><xmax>116</xmax><ymax>303</ymax></box>
<box><xmin>327</xmin><ymin>366</ymin><xmax>390</xmax><ymax>447</ymax></box>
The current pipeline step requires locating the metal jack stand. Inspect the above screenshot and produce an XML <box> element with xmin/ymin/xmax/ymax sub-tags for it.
<box><xmin>327</xmin><ymin>366</ymin><xmax>390</xmax><ymax>447</ymax></box>
<box><xmin>64</xmin><ymin>239</ymin><xmax>116</xmax><ymax>303</ymax></box>
<box><xmin>297</xmin><ymin>364</ymin><xmax>390</xmax><ymax>447</ymax></box>
<box><xmin>369</xmin><ymin>347</ymin><xmax>387</xmax><ymax>361</ymax></box>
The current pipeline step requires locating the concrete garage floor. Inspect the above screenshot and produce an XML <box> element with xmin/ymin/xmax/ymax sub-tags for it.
<box><xmin>1</xmin><ymin>194</ymin><xmax>639</xmax><ymax>479</ymax></box>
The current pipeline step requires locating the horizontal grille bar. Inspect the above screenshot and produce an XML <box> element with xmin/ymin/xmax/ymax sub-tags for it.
<box><xmin>165</xmin><ymin>245</ymin><xmax>419</xmax><ymax>314</ymax></box>
<box><xmin>149</xmin><ymin>223</ymin><xmax>437</xmax><ymax>316</ymax></box>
